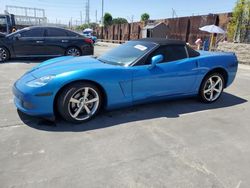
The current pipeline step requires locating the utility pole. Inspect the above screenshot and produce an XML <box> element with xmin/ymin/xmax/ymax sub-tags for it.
<box><xmin>85</xmin><ymin>0</ymin><xmax>90</xmax><ymax>24</ymax></box>
<box><xmin>172</xmin><ymin>8</ymin><xmax>177</xmax><ymax>18</ymax></box>
<box><xmin>80</xmin><ymin>11</ymin><xmax>83</xmax><ymax>25</ymax></box>
<box><xmin>101</xmin><ymin>0</ymin><xmax>104</xmax><ymax>26</ymax></box>
<box><xmin>95</xmin><ymin>10</ymin><xmax>98</xmax><ymax>23</ymax></box>
<box><xmin>127</xmin><ymin>15</ymin><xmax>134</xmax><ymax>24</ymax></box>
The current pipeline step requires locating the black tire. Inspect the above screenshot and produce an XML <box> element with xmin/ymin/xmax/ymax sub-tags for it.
<box><xmin>57</xmin><ymin>82</ymin><xmax>102</xmax><ymax>123</ymax></box>
<box><xmin>0</xmin><ymin>46</ymin><xmax>10</xmax><ymax>62</ymax></box>
<box><xmin>199</xmin><ymin>72</ymin><xmax>225</xmax><ymax>103</ymax></box>
<box><xmin>65</xmin><ymin>47</ymin><xmax>81</xmax><ymax>57</ymax></box>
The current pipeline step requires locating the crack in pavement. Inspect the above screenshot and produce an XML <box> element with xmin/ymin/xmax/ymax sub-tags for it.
<box><xmin>0</xmin><ymin>123</ymin><xmax>25</xmax><ymax>129</ymax></box>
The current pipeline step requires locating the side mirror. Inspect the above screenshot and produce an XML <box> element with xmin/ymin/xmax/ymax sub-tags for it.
<box><xmin>14</xmin><ymin>33</ymin><xmax>21</xmax><ymax>40</ymax></box>
<box><xmin>149</xmin><ymin>54</ymin><xmax>164</xmax><ymax>69</ymax></box>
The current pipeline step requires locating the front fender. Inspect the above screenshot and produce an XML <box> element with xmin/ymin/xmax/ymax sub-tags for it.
<box><xmin>50</xmin><ymin>68</ymin><xmax>133</xmax><ymax>110</ymax></box>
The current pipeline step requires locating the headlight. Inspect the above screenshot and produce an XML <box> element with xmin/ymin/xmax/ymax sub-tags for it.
<box><xmin>26</xmin><ymin>75</ymin><xmax>56</xmax><ymax>87</ymax></box>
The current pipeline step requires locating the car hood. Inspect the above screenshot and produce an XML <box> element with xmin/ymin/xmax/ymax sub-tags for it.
<box><xmin>29</xmin><ymin>56</ymin><xmax>114</xmax><ymax>78</ymax></box>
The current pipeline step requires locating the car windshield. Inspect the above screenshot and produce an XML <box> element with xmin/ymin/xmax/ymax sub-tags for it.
<box><xmin>98</xmin><ymin>41</ymin><xmax>157</xmax><ymax>66</ymax></box>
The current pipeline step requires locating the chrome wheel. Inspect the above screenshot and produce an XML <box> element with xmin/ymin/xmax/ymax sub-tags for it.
<box><xmin>203</xmin><ymin>75</ymin><xmax>223</xmax><ymax>102</ymax></box>
<box><xmin>0</xmin><ymin>47</ymin><xmax>8</xmax><ymax>62</ymax></box>
<box><xmin>68</xmin><ymin>87</ymin><xmax>99</xmax><ymax>121</ymax></box>
<box><xmin>66</xmin><ymin>48</ymin><xmax>81</xmax><ymax>56</ymax></box>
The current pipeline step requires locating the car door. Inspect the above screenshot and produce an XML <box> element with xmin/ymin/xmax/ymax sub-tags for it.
<box><xmin>12</xmin><ymin>28</ymin><xmax>46</xmax><ymax>56</ymax></box>
<box><xmin>44</xmin><ymin>28</ymin><xmax>69</xmax><ymax>56</ymax></box>
<box><xmin>132</xmin><ymin>45</ymin><xmax>199</xmax><ymax>102</ymax></box>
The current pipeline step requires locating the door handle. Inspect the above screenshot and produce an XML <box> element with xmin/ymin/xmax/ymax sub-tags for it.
<box><xmin>61</xmin><ymin>40</ymin><xmax>69</xmax><ymax>43</ymax></box>
<box><xmin>36</xmin><ymin>41</ymin><xmax>44</xmax><ymax>43</ymax></box>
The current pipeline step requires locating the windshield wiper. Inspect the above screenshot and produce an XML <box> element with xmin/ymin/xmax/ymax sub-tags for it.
<box><xmin>98</xmin><ymin>58</ymin><xmax>125</xmax><ymax>66</ymax></box>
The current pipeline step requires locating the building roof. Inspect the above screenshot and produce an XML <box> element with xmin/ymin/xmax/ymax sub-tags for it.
<box><xmin>134</xmin><ymin>38</ymin><xmax>186</xmax><ymax>45</ymax></box>
<box><xmin>143</xmin><ymin>22</ymin><xmax>163</xmax><ymax>30</ymax></box>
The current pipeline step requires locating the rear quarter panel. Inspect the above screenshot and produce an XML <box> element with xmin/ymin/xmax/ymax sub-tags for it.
<box><xmin>195</xmin><ymin>51</ymin><xmax>238</xmax><ymax>91</ymax></box>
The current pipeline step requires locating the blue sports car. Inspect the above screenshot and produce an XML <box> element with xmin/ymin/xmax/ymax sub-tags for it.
<box><xmin>13</xmin><ymin>38</ymin><xmax>238</xmax><ymax>123</ymax></box>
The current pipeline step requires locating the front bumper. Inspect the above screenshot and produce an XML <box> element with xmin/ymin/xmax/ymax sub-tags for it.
<box><xmin>12</xmin><ymin>83</ymin><xmax>55</xmax><ymax>118</ymax></box>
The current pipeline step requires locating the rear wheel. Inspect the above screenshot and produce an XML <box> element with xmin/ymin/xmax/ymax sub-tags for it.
<box><xmin>0</xmin><ymin>47</ymin><xmax>10</xmax><ymax>62</ymax></box>
<box><xmin>57</xmin><ymin>82</ymin><xmax>102</xmax><ymax>123</ymax></box>
<box><xmin>199</xmin><ymin>73</ymin><xmax>224</xmax><ymax>103</ymax></box>
<box><xmin>65</xmin><ymin>47</ymin><xmax>81</xmax><ymax>57</ymax></box>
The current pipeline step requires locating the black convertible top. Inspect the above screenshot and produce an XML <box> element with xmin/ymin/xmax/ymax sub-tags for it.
<box><xmin>134</xmin><ymin>38</ymin><xmax>186</xmax><ymax>46</ymax></box>
<box><xmin>133</xmin><ymin>38</ymin><xmax>200</xmax><ymax>58</ymax></box>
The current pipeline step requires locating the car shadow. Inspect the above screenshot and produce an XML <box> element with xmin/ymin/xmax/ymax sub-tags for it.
<box><xmin>18</xmin><ymin>92</ymin><xmax>247</xmax><ymax>132</ymax></box>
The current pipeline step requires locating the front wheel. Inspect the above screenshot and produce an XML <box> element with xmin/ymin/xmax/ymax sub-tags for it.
<box><xmin>57</xmin><ymin>82</ymin><xmax>102</xmax><ymax>123</ymax></box>
<box><xmin>199</xmin><ymin>73</ymin><xmax>224</xmax><ymax>103</ymax></box>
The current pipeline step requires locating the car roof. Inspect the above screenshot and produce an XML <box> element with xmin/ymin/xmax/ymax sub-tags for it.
<box><xmin>133</xmin><ymin>38</ymin><xmax>186</xmax><ymax>46</ymax></box>
<box><xmin>18</xmin><ymin>26</ymin><xmax>82</xmax><ymax>36</ymax></box>
<box><xmin>25</xmin><ymin>26</ymin><xmax>68</xmax><ymax>30</ymax></box>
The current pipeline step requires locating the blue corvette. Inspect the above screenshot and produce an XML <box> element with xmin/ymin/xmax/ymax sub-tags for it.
<box><xmin>13</xmin><ymin>38</ymin><xmax>238</xmax><ymax>123</ymax></box>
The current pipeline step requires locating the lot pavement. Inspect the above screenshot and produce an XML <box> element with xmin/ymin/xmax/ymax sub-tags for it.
<box><xmin>0</xmin><ymin>43</ymin><xmax>250</xmax><ymax>188</ymax></box>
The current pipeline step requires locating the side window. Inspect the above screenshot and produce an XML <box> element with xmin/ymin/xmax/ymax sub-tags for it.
<box><xmin>141</xmin><ymin>46</ymin><xmax>166</xmax><ymax>65</ymax></box>
<box><xmin>138</xmin><ymin>45</ymin><xmax>188</xmax><ymax>66</ymax></box>
<box><xmin>21</xmin><ymin>28</ymin><xmax>44</xmax><ymax>37</ymax></box>
<box><xmin>67</xmin><ymin>31</ymin><xmax>80</xmax><ymax>37</ymax></box>
<box><xmin>165</xmin><ymin>45</ymin><xmax>187</xmax><ymax>62</ymax></box>
<box><xmin>47</xmin><ymin>28</ymin><xmax>67</xmax><ymax>37</ymax></box>
<box><xmin>186</xmin><ymin>45</ymin><xmax>200</xmax><ymax>57</ymax></box>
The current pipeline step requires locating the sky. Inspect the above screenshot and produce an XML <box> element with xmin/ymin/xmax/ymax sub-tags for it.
<box><xmin>0</xmin><ymin>0</ymin><xmax>237</xmax><ymax>24</ymax></box>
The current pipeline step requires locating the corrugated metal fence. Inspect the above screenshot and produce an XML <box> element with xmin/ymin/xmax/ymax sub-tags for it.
<box><xmin>95</xmin><ymin>13</ymin><xmax>231</xmax><ymax>45</ymax></box>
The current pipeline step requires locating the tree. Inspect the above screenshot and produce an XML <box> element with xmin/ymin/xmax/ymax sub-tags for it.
<box><xmin>112</xmin><ymin>17</ymin><xmax>128</xmax><ymax>25</ymax></box>
<box><xmin>227</xmin><ymin>0</ymin><xmax>250</xmax><ymax>42</ymax></box>
<box><xmin>104</xmin><ymin>13</ymin><xmax>113</xmax><ymax>27</ymax></box>
<box><xmin>89</xmin><ymin>22</ymin><xmax>99</xmax><ymax>29</ymax></box>
<box><xmin>141</xmin><ymin>13</ymin><xmax>150</xmax><ymax>22</ymax></box>
<box><xmin>75</xmin><ymin>23</ymin><xmax>98</xmax><ymax>31</ymax></box>
<box><xmin>75</xmin><ymin>22</ymin><xmax>99</xmax><ymax>31</ymax></box>
<box><xmin>75</xmin><ymin>23</ymin><xmax>90</xmax><ymax>31</ymax></box>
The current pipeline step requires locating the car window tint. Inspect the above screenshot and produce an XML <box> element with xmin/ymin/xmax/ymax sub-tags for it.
<box><xmin>67</xmin><ymin>31</ymin><xmax>80</xmax><ymax>37</ymax></box>
<box><xmin>47</xmin><ymin>28</ymin><xmax>67</xmax><ymax>37</ymax></box>
<box><xmin>21</xmin><ymin>28</ymin><xmax>44</xmax><ymax>37</ymax></box>
<box><xmin>186</xmin><ymin>45</ymin><xmax>200</xmax><ymax>57</ymax></box>
<box><xmin>146</xmin><ymin>45</ymin><xmax>187</xmax><ymax>64</ymax></box>
<box><xmin>164</xmin><ymin>45</ymin><xmax>187</xmax><ymax>62</ymax></box>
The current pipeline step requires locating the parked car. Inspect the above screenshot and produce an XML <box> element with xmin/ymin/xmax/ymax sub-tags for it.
<box><xmin>13</xmin><ymin>38</ymin><xmax>238</xmax><ymax>123</ymax></box>
<box><xmin>0</xmin><ymin>26</ymin><xmax>93</xmax><ymax>62</ymax></box>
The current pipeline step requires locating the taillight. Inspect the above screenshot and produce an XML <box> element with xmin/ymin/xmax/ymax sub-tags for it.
<box><xmin>84</xmin><ymin>38</ymin><xmax>93</xmax><ymax>44</ymax></box>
